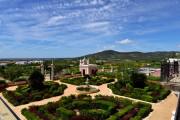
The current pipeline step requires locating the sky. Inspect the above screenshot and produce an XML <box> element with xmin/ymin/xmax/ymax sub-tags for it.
<box><xmin>0</xmin><ymin>0</ymin><xmax>180</xmax><ymax>58</ymax></box>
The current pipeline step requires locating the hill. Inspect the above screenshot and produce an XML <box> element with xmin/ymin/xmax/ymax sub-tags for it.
<box><xmin>81</xmin><ymin>50</ymin><xmax>179</xmax><ymax>61</ymax></box>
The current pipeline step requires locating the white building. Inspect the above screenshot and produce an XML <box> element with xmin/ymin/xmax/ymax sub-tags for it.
<box><xmin>28</xmin><ymin>60</ymin><xmax>43</xmax><ymax>64</ymax></box>
<box><xmin>0</xmin><ymin>63</ymin><xmax>8</xmax><ymax>66</ymax></box>
<box><xmin>138</xmin><ymin>67</ymin><xmax>161</xmax><ymax>77</ymax></box>
<box><xmin>79</xmin><ymin>58</ymin><xmax>98</xmax><ymax>76</ymax></box>
<box><xmin>15</xmin><ymin>61</ymin><xmax>28</xmax><ymax>65</ymax></box>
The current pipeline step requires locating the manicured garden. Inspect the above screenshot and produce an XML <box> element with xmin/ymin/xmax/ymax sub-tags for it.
<box><xmin>108</xmin><ymin>73</ymin><xmax>170</xmax><ymax>103</ymax></box>
<box><xmin>22</xmin><ymin>95</ymin><xmax>152</xmax><ymax>120</ymax></box>
<box><xmin>3</xmin><ymin>81</ymin><xmax>67</xmax><ymax>106</ymax></box>
<box><xmin>61</xmin><ymin>76</ymin><xmax>114</xmax><ymax>85</ymax></box>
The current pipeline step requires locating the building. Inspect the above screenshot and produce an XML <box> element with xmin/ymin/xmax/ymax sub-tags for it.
<box><xmin>138</xmin><ymin>67</ymin><xmax>161</xmax><ymax>77</ymax></box>
<box><xmin>27</xmin><ymin>60</ymin><xmax>43</xmax><ymax>64</ymax></box>
<box><xmin>15</xmin><ymin>61</ymin><xmax>28</xmax><ymax>65</ymax></box>
<box><xmin>161</xmin><ymin>58</ymin><xmax>180</xmax><ymax>81</ymax></box>
<box><xmin>0</xmin><ymin>63</ymin><xmax>8</xmax><ymax>66</ymax></box>
<box><xmin>150</xmin><ymin>69</ymin><xmax>161</xmax><ymax>77</ymax></box>
<box><xmin>79</xmin><ymin>58</ymin><xmax>98</xmax><ymax>76</ymax></box>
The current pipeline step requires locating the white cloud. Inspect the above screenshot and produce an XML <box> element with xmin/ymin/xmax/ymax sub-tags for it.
<box><xmin>46</xmin><ymin>15</ymin><xmax>65</xmax><ymax>26</ymax></box>
<box><xmin>83</xmin><ymin>21</ymin><xmax>109</xmax><ymax>29</ymax></box>
<box><xmin>116</xmin><ymin>39</ymin><xmax>134</xmax><ymax>45</ymax></box>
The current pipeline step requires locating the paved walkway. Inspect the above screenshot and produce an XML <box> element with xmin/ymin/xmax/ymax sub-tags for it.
<box><xmin>0</xmin><ymin>80</ymin><xmax>178</xmax><ymax>120</ymax></box>
<box><xmin>0</xmin><ymin>97</ymin><xmax>19</xmax><ymax>120</ymax></box>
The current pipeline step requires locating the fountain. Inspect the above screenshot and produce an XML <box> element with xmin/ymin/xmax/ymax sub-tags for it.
<box><xmin>76</xmin><ymin>77</ymin><xmax>99</xmax><ymax>94</ymax></box>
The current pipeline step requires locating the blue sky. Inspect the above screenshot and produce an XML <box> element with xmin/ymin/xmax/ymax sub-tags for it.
<box><xmin>0</xmin><ymin>0</ymin><xmax>180</xmax><ymax>58</ymax></box>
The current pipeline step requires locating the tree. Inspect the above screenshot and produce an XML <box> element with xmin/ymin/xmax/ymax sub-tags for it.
<box><xmin>28</xmin><ymin>70</ymin><xmax>44</xmax><ymax>89</ymax></box>
<box><xmin>130</xmin><ymin>72</ymin><xmax>147</xmax><ymax>88</ymax></box>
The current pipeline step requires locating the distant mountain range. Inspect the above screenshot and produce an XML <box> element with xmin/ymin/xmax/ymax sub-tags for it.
<box><xmin>81</xmin><ymin>50</ymin><xmax>180</xmax><ymax>61</ymax></box>
<box><xmin>0</xmin><ymin>50</ymin><xmax>179</xmax><ymax>61</ymax></box>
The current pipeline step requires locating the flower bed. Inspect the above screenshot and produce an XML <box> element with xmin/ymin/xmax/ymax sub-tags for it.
<box><xmin>22</xmin><ymin>95</ymin><xmax>152</xmax><ymax>120</ymax></box>
<box><xmin>108</xmin><ymin>81</ymin><xmax>170</xmax><ymax>103</ymax></box>
<box><xmin>3</xmin><ymin>81</ymin><xmax>67</xmax><ymax>106</ymax></box>
<box><xmin>61</xmin><ymin>76</ymin><xmax>114</xmax><ymax>85</ymax></box>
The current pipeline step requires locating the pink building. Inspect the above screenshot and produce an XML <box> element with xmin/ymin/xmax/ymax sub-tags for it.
<box><xmin>79</xmin><ymin>58</ymin><xmax>98</xmax><ymax>76</ymax></box>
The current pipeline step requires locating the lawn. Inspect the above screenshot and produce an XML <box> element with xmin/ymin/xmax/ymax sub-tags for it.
<box><xmin>22</xmin><ymin>95</ymin><xmax>152</xmax><ymax>120</ymax></box>
<box><xmin>61</xmin><ymin>76</ymin><xmax>114</xmax><ymax>85</ymax></box>
<box><xmin>3</xmin><ymin>81</ymin><xmax>67</xmax><ymax>106</ymax></box>
<box><xmin>108</xmin><ymin>81</ymin><xmax>170</xmax><ymax>103</ymax></box>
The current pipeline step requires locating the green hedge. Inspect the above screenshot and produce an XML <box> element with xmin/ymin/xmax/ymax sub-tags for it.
<box><xmin>22</xmin><ymin>95</ymin><xmax>152</xmax><ymax>120</ymax></box>
<box><xmin>56</xmin><ymin>107</ymin><xmax>75</xmax><ymax>120</ymax></box>
<box><xmin>108</xmin><ymin>81</ymin><xmax>170</xmax><ymax>103</ymax></box>
<box><xmin>21</xmin><ymin>108</ymin><xmax>41</xmax><ymax>120</ymax></box>
<box><xmin>80</xmin><ymin>109</ymin><xmax>109</xmax><ymax>120</ymax></box>
<box><xmin>3</xmin><ymin>82</ymin><xmax>67</xmax><ymax>106</ymax></box>
<box><xmin>115</xmin><ymin>105</ymin><xmax>134</xmax><ymax>117</ymax></box>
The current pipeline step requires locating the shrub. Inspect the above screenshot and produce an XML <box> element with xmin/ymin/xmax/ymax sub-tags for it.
<box><xmin>133</xmin><ymin>103</ymin><xmax>152</xmax><ymax>119</ymax></box>
<box><xmin>0</xmin><ymin>80</ymin><xmax>7</xmax><ymax>90</ymax></box>
<box><xmin>21</xmin><ymin>95</ymin><xmax>152</xmax><ymax>120</ymax></box>
<box><xmin>141</xmin><ymin>95</ymin><xmax>153</xmax><ymax>102</ymax></box>
<box><xmin>92</xmin><ymin>100</ymin><xmax>116</xmax><ymax>111</ymax></box>
<box><xmin>130</xmin><ymin>116</ymin><xmax>141</xmax><ymax>120</ymax></box>
<box><xmin>80</xmin><ymin>109</ymin><xmax>109</xmax><ymax>120</ymax></box>
<box><xmin>131</xmin><ymin>72</ymin><xmax>147</xmax><ymax>88</ymax></box>
<box><xmin>106</xmin><ymin>115</ymin><xmax>117</xmax><ymax>120</ymax></box>
<box><xmin>21</xmin><ymin>108</ymin><xmax>41</xmax><ymax>120</ymax></box>
<box><xmin>56</xmin><ymin>107</ymin><xmax>75</xmax><ymax>120</ymax></box>
<box><xmin>72</xmin><ymin>100</ymin><xmax>90</xmax><ymax>109</ymax></box>
<box><xmin>3</xmin><ymin>82</ymin><xmax>67</xmax><ymax>106</ymax></box>
<box><xmin>108</xmin><ymin>80</ymin><xmax>170</xmax><ymax>103</ymax></box>
<box><xmin>28</xmin><ymin>70</ymin><xmax>44</xmax><ymax>90</ymax></box>
<box><xmin>114</xmin><ymin>105</ymin><xmax>134</xmax><ymax>117</ymax></box>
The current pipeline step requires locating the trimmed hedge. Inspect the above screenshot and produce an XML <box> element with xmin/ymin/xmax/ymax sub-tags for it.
<box><xmin>3</xmin><ymin>81</ymin><xmax>67</xmax><ymax>106</ymax></box>
<box><xmin>108</xmin><ymin>81</ymin><xmax>170</xmax><ymax>103</ymax></box>
<box><xmin>56</xmin><ymin>107</ymin><xmax>75</xmax><ymax>120</ymax></box>
<box><xmin>80</xmin><ymin>109</ymin><xmax>109</xmax><ymax>120</ymax></box>
<box><xmin>22</xmin><ymin>95</ymin><xmax>152</xmax><ymax>120</ymax></box>
<box><xmin>22</xmin><ymin>108</ymin><xmax>41</xmax><ymax>120</ymax></box>
<box><xmin>114</xmin><ymin>105</ymin><xmax>134</xmax><ymax>117</ymax></box>
<box><xmin>130</xmin><ymin>103</ymin><xmax>152</xmax><ymax>120</ymax></box>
